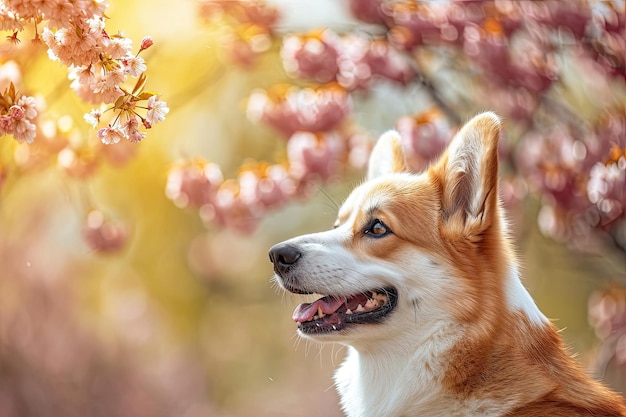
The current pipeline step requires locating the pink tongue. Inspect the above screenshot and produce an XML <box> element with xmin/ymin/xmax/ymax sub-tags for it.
<box><xmin>293</xmin><ymin>296</ymin><xmax>347</xmax><ymax>323</ymax></box>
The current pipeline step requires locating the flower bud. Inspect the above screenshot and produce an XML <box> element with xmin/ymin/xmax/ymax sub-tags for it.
<box><xmin>139</xmin><ymin>36</ymin><xmax>154</xmax><ymax>51</ymax></box>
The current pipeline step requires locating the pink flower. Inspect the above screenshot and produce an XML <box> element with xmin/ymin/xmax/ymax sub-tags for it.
<box><xmin>4</xmin><ymin>0</ymin><xmax>38</xmax><ymax>20</ymax></box>
<box><xmin>139</xmin><ymin>36</ymin><xmax>153</xmax><ymax>52</ymax></box>
<box><xmin>0</xmin><ymin>114</ymin><xmax>15</xmax><ymax>134</ymax></box>
<box><xmin>43</xmin><ymin>19</ymin><xmax>104</xmax><ymax>67</ymax></box>
<box><xmin>396</xmin><ymin>111</ymin><xmax>452</xmax><ymax>171</ymax></box>
<box><xmin>8</xmin><ymin>104</ymin><xmax>24</xmax><ymax>120</ymax></box>
<box><xmin>121</xmin><ymin>55</ymin><xmax>146</xmax><ymax>77</ymax></box>
<box><xmin>337</xmin><ymin>35</ymin><xmax>414</xmax><ymax>89</ymax></box>
<box><xmin>165</xmin><ymin>159</ymin><xmax>223</xmax><ymax>208</ymax></box>
<box><xmin>238</xmin><ymin>163</ymin><xmax>292</xmax><ymax>210</ymax></box>
<box><xmin>97</xmin><ymin>124</ymin><xmax>126</xmax><ymax>145</ymax></box>
<box><xmin>84</xmin><ymin>109</ymin><xmax>103</xmax><ymax>127</ymax></box>
<box><xmin>366</xmin><ymin>39</ymin><xmax>414</xmax><ymax>84</ymax></box>
<box><xmin>287</xmin><ymin>131</ymin><xmax>347</xmax><ymax>182</ymax></box>
<box><xmin>13</xmin><ymin>118</ymin><xmax>36</xmax><ymax>144</ymax></box>
<box><xmin>92</xmin><ymin>70</ymin><xmax>126</xmax><ymax>103</ymax></box>
<box><xmin>281</xmin><ymin>30</ymin><xmax>340</xmax><ymax>83</ymax></box>
<box><xmin>75</xmin><ymin>65</ymin><xmax>96</xmax><ymax>85</ymax></box>
<box><xmin>85</xmin><ymin>0</ymin><xmax>108</xmax><ymax>18</ymax></box>
<box><xmin>39</xmin><ymin>0</ymin><xmax>80</xmax><ymax>30</ymax></box>
<box><xmin>587</xmin><ymin>158</ymin><xmax>626</xmax><ymax>227</ymax></box>
<box><xmin>386</xmin><ymin>2</ymin><xmax>443</xmax><ymax>50</ymax></box>
<box><xmin>199</xmin><ymin>182</ymin><xmax>260</xmax><ymax>234</ymax></box>
<box><xmin>123</xmin><ymin>117</ymin><xmax>146</xmax><ymax>143</ymax></box>
<box><xmin>145</xmin><ymin>95</ymin><xmax>169</xmax><ymax>125</ymax></box>
<box><xmin>104</xmin><ymin>35</ymin><xmax>133</xmax><ymax>59</ymax></box>
<box><xmin>16</xmin><ymin>95</ymin><xmax>37</xmax><ymax>120</ymax></box>
<box><xmin>247</xmin><ymin>85</ymin><xmax>351</xmax><ymax>137</ymax></box>
<box><xmin>348</xmin><ymin>0</ymin><xmax>386</xmax><ymax>24</ymax></box>
<box><xmin>0</xmin><ymin>6</ymin><xmax>24</xmax><ymax>32</ymax></box>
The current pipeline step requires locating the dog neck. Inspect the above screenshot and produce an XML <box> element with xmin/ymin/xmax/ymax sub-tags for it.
<box><xmin>333</xmin><ymin>267</ymin><xmax>555</xmax><ymax>417</ymax></box>
<box><xmin>334</xmin><ymin>321</ymin><xmax>466</xmax><ymax>417</ymax></box>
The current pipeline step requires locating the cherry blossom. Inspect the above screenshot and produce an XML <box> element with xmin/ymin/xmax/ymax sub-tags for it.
<box><xmin>588</xmin><ymin>157</ymin><xmax>626</xmax><ymax>228</ymax></box>
<box><xmin>140</xmin><ymin>36</ymin><xmax>154</xmax><ymax>51</ymax></box>
<box><xmin>247</xmin><ymin>84</ymin><xmax>351</xmax><ymax>137</ymax></box>
<box><xmin>0</xmin><ymin>83</ymin><xmax>39</xmax><ymax>144</ymax></box>
<box><xmin>84</xmin><ymin>109</ymin><xmax>103</xmax><ymax>127</ymax></box>
<box><xmin>166</xmin><ymin>159</ymin><xmax>224</xmax><ymax>209</ymax></box>
<box><xmin>145</xmin><ymin>95</ymin><xmax>169</xmax><ymax>125</ymax></box>
<box><xmin>97</xmin><ymin>125</ymin><xmax>125</xmax><ymax>145</ymax></box>
<box><xmin>123</xmin><ymin>118</ymin><xmax>146</xmax><ymax>143</ymax></box>
<box><xmin>281</xmin><ymin>30</ymin><xmax>340</xmax><ymax>83</ymax></box>
<box><xmin>395</xmin><ymin>111</ymin><xmax>452</xmax><ymax>172</ymax></box>
<box><xmin>122</xmin><ymin>56</ymin><xmax>147</xmax><ymax>77</ymax></box>
<box><xmin>287</xmin><ymin>131</ymin><xmax>347</xmax><ymax>183</ymax></box>
<box><xmin>0</xmin><ymin>0</ymin><xmax>168</xmax><ymax>147</ymax></box>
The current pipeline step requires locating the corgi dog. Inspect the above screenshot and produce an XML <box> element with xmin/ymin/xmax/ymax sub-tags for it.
<box><xmin>269</xmin><ymin>112</ymin><xmax>626</xmax><ymax>417</ymax></box>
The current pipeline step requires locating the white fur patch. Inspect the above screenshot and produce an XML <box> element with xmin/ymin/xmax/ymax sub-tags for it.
<box><xmin>505</xmin><ymin>266</ymin><xmax>548</xmax><ymax>326</ymax></box>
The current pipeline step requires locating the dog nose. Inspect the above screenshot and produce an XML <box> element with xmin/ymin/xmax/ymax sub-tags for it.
<box><xmin>269</xmin><ymin>242</ymin><xmax>302</xmax><ymax>275</ymax></box>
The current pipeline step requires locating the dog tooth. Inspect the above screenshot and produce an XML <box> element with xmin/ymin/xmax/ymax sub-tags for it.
<box><xmin>365</xmin><ymin>299</ymin><xmax>377</xmax><ymax>309</ymax></box>
<box><xmin>356</xmin><ymin>304</ymin><xmax>365</xmax><ymax>313</ymax></box>
<box><xmin>346</xmin><ymin>308</ymin><xmax>353</xmax><ymax>315</ymax></box>
<box><xmin>317</xmin><ymin>306</ymin><xmax>325</xmax><ymax>318</ymax></box>
<box><xmin>372</xmin><ymin>292</ymin><xmax>387</xmax><ymax>302</ymax></box>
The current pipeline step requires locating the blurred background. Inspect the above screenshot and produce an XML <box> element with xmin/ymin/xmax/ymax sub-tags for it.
<box><xmin>0</xmin><ymin>1</ymin><xmax>625</xmax><ymax>416</ymax></box>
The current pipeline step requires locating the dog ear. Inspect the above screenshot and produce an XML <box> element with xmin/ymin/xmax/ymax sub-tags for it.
<box><xmin>367</xmin><ymin>130</ymin><xmax>408</xmax><ymax>180</ymax></box>
<box><xmin>435</xmin><ymin>112</ymin><xmax>501</xmax><ymax>232</ymax></box>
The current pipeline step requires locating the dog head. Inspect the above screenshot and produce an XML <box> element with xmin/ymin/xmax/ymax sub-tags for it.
<box><xmin>270</xmin><ymin>112</ymin><xmax>509</xmax><ymax>346</ymax></box>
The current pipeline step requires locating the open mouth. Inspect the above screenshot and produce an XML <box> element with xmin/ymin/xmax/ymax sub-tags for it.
<box><xmin>292</xmin><ymin>287</ymin><xmax>398</xmax><ymax>334</ymax></box>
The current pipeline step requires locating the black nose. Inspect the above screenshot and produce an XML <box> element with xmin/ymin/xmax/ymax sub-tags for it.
<box><xmin>269</xmin><ymin>242</ymin><xmax>302</xmax><ymax>275</ymax></box>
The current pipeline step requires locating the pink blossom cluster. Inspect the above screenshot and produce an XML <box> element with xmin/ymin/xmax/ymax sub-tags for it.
<box><xmin>87</xmin><ymin>91</ymin><xmax>170</xmax><ymax>145</ymax></box>
<box><xmin>187</xmin><ymin>0</ymin><xmax>626</xmax><ymax>249</ymax></box>
<box><xmin>165</xmin><ymin>130</ymin><xmax>360</xmax><ymax>233</ymax></box>
<box><xmin>65</xmin><ymin>34</ymin><xmax>169</xmax><ymax>145</ymax></box>
<box><xmin>0</xmin><ymin>1</ymin><xmax>168</xmax><ymax>145</ymax></box>
<box><xmin>395</xmin><ymin>110</ymin><xmax>453</xmax><ymax>172</ymax></box>
<box><xmin>3</xmin><ymin>0</ymin><xmax>107</xmax><ymax>31</ymax></box>
<box><xmin>170</xmin><ymin>106</ymin><xmax>457</xmax><ymax>233</ymax></box>
<box><xmin>165</xmin><ymin>159</ymin><xmax>281</xmax><ymax>233</ymax></box>
<box><xmin>0</xmin><ymin>3</ymin><xmax>23</xmax><ymax>32</ymax></box>
<box><xmin>165</xmin><ymin>71</ymin><xmax>376</xmax><ymax>232</ymax></box>
<box><xmin>199</xmin><ymin>0</ymin><xmax>280</xmax><ymax>67</ymax></box>
<box><xmin>588</xmin><ymin>152</ymin><xmax>626</xmax><ymax>229</ymax></box>
<box><xmin>349</xmin><ymin>0</ymin><xmax>624</xmax><ymax>109</ymax></box>
<box><xmin>0</xmin><ymin>84</ymin><xmax>38</xmax><ymax>144</ymax></box>
<box><xmin>516</xmin><ymin>114</ymin><xmax>626</xmax><ymax>245</ymax></box>
<box><xmin>281</xmin><ymin>30</ymin><xmax>414</xmax><ymax>90</ymax></box>
<box><xmin>247</xmin><ymin>84</ymin><xmax>351</xmax><ymax>137</ymax></box>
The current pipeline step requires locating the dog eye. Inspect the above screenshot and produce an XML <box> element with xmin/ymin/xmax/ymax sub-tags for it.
<box><xmin>364</xmin><ymin>219</ymin><xmax>390</xmax><ymax>237</ymax></box>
